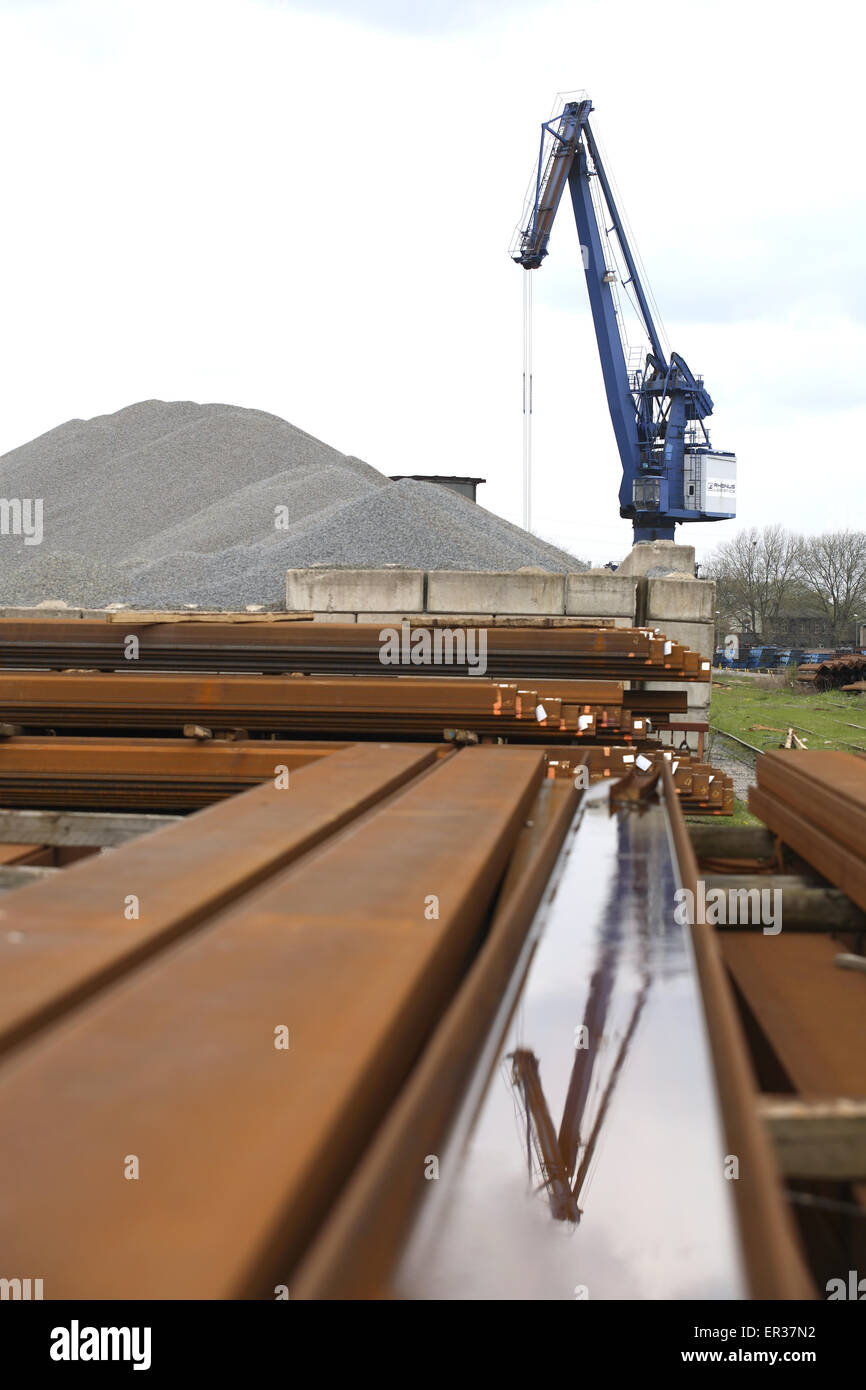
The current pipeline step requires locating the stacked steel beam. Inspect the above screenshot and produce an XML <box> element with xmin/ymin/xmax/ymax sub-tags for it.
<box><xmin>0</xmin><ymin>615</ymin><xmax>728</xmax><ymax>814</ymax></box>
<box><xmin>0</xmin><ymin>737</ymin><xmax>348</xmax><ymax>810</ymax></box>
<box><xmin>0</xmin><ymin>745</ymin><xmax>582</xmax><ymax>1297</ymax></box>
<box><xmin>0</xmin><ymin>745</ymin><xmax>806</xmax><ymax>1298</ymax></box>
<box><xmin>749</xmin><ymin>750</ymin><xmax>866</xmax><ymax>910</ymax></box>
<box><xmin>0</xmin><ymin>617</ymin><xmax>711</xmax><ymax>682</ymax></box>
<box><xmin>0</xmin><ymin>736</ymin><xmax>733</xmax><ymax>814</ymax></box>
<box><xmin>546</xmin><ymin>745</ymin><xmax>735</xmax><ymax>814</ymax></box>
<box><xmin>0</xmin><ymin>671</ymin><xmax>631</xmax><ymax>737</ymax></box>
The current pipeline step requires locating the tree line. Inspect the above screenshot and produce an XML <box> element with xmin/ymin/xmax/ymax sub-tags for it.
<box><xmin>702</xmin><ymin>527</ymin><xmax>866</xmax><ymax>647</ymax></box>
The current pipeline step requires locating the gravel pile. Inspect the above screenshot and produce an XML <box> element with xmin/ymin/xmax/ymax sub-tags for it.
<box><xmin>0</xmin><ymin>400</ymin><xmax>583</xmax><ymax>609</ymax></box>
<box><xmin>273</xmin><ymin>480</ymin><xmax>582</xmax><ymax>573</ymax></box>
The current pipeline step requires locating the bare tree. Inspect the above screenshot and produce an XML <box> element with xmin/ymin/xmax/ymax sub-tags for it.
<box><xmin>797</xmin><ymin>530</ymin><xmax>866</xmax><ymax>645</ymax></box>
<box><xmin>705</xmin><ymin>525</ymin><xmax>802</xmax><ymax>638</ymax></box>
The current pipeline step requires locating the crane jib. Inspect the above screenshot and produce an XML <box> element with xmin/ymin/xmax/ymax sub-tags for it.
<box><xmin>512</xmin><ymin>98</ymin><xmax>736</xmax><ymax>541</ymax></box>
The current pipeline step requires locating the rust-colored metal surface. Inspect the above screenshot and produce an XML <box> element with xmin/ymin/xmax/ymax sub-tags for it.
<box><xmin>719</xmin><ymin>932</ymin><xmax>866</xmax><ymax>1097</ymax></box>
<box><xmin>755</xmin><ymin>750</ymin><xmax>866</xmax><ymax>862</ymax></box>
<box><xmin>0</xmin><ymin>843</ymin><xmax>46</xmax><ymax>865</ymax></box>
<box><xmin>545</xmin><ymin>744</ymin><xmax>734</xmax><ymax>814</ymax></box>
<box><xmin>0</xmin><ymin>617</ymin><xmax>710</xmax><ymax>682</ymax></box>
<box><xmin>660</xmin><ymin>763</ymin><xmax>814</xmax><ymax>1298</ymax></box>
<box><xmin>295</xmin><ymin>766</ymin><xmax>807</xmax><ymax>1300</ymax></box>
<box><xmin>750</xmin><ymin>785</ymin><xmax>866</xmax><ymax>913</ymax></box>
<box><xmin>360</xmin><ymin>771</ymin><xmax>808</xmax><ymax>1299</ymax></box>
<box><xmin>0</xmin><ymin>736</ymin><xmax>347</xmax><ymax>809</ymax></box>
<box><xmin>0</xmin><ymin>746</ymin><xmax>544</xmax><ymax>1298</ymax></box>
<box><xmin>0</xmin><ymin>670</ymin><xmax>629</xmax><ymax>737</ymax></box>
<box><xmin>796</xmin><ymin>653</ymin><xmax>866</xmax><ymax>691</ymax></box>
<box><xmin>292</xmin><ymin>774</ymin><xmax>581</xmax><ymax>1298</ymax></box>
<box><xmin>0</xmin><ymin>734</ymin><xmax>731</xmax><ymax>813</ymax></box>
<box><xmin>0</xmin><ymin>743</ymin><xmax>440</xmax><ymax>1056</ymax></box>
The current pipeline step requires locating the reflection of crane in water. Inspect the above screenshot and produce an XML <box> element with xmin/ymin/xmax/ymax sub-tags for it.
<box><xmin>508</xmin><ymin>807</ymin><xmax>655</xmax><ymax>1222</ymax></box>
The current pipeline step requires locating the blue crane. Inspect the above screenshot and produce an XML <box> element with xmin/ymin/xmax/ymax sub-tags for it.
<box><xmin>513</xmin><ymin>98</ymin><xmax>736</xmax><ymax>542</ymax></box>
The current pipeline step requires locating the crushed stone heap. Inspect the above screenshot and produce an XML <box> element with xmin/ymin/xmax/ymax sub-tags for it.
<box><xmin>0</xmin><ymin>400</ymin><xmax>583</xmax><ymax>609</ymax></box>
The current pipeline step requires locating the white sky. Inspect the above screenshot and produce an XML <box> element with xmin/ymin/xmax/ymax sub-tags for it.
<box><xmin>0</xmin><ymin>0</ymin><xmax>863</xmax><ymax>566</ymax></box>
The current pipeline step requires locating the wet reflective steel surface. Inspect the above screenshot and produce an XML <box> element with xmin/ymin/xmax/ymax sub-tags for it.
<box><xmin>395</xmin><ymin>786</ymin><xmax>747</xmax><ymax>1300</ymax></box>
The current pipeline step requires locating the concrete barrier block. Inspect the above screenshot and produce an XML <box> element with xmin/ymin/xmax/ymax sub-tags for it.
<box><xmin>566</xmin><ymin>572</ymin><xmax>637</xmax><ymax>618</ymax></box>
<box><xmin>646</xmin><ymin>577</ymin><xmax>715</xmax><ymax>623</ymax></box>
<box><xmin>618</xmin><ymin>542</ymin><xmax>695</xmax><ymax>577</ymax></box>
<box><xmin>427</xmin><ymin>571</ymin><xmax>565</xmax><ymax>615</ymax></box>
<box><xmin>311</xmin><ymin>612</ymin><xmax>357</xmax><ymax>623</ymax></box>
<box><xmin>286</xmin><ymin>568</ymin><xmax>425</xmax><ymax>614</ymax></box>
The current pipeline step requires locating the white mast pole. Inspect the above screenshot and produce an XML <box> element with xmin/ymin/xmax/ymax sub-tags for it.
<box><xmin>522</xmin><ymin>268</ymin><xmax>533</xmax><ymax>532</ymax></box>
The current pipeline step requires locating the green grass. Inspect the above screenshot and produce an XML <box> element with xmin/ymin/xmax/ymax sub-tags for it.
<box><xmin>688</xmin><ymin>672</ymin><xmax>866</xmax><ymax>824</ymax></box>
<box><xmin>709</xmin><ymin>672</ymin><xmax>866</xmax><ymax>757</ymax></box>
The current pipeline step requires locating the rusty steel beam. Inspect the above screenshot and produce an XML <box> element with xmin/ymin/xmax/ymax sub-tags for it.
<box><xmin>0</xmin><ymin>617</ymin><xmax>710</xmax><ymax>682</ymax></box>
<box><xmin>750</xmin><ymin>786</ymin><xmax>866</xmax><ymax>913</ymax></box>
<box><xmin>0</xmin><ymin>737</ymin><xmax>345</xmax><ymax>810</ymax></box>
<box><xmin>542</xmin><ymin>744</ymin><xmax>733</xmax><ymax>812</ymax></box>
<box><xmin>0</xmin><ymin>670</ymin><xmax>628</xmax><ymax>737</ymax></box>
<box><xmin>0</xmin><ymin>746</ymin><xmax>545</xmax><ymax>1298</ymax></box>
<box><xmin>0</xmin><ymin>743</ymin><xmax>441</xmax><ymax>1057</ymax></box>
<box><xmin>719</xmin><ymin>931</ymin><xmax>866</xmax><ymax>1097</ymax></box>
<box><xmin>756</xmin><ymin>750</ymin><xmax>866</xmax><ymax>863</ymax></box>
<box><xmin>291</xmin><ymin>774</ymin><xmax>580</xmax><ymax>1298</ymax></box>
<box><xmin>0</xmin><ymin>736</ymin><xmax>728</xmax><ymax>815</ymax></box>
<box><xmin>661</xmin><ymin>763</ymin><xmax>814</xmax><ymax>1298</ymax></box>
<box><xmin>0</xmin><ymin>843</ymin><xmax>47</xmax><ymax>865</ymax></box>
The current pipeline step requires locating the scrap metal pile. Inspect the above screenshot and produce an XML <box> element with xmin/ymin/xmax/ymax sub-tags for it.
<box><xmin>796</xmin><ymin>652</ymin><xmax>866</xmax><ymax>691</ymax></box>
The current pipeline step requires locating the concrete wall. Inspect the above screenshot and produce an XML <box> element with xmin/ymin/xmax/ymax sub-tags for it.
<box><xmin>285</xmin><ymin>568</ymin><xmax>425</xmax><ymax>614</ymax></box>
<box><xmin>640</xmin><ymin>575</ymin><xmax>716</xmax><ymax>739</ymax></box>
<box><xmin>566</xmin><ymin>572</ymin><xmax>636</xmax><ymax>619</ymax></box>
<box><xmin>426</xmin><ymin>570</ymin><xmax>565</xmax><ymax>616</ymax></box>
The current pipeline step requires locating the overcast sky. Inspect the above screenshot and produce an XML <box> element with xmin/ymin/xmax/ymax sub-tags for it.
<box><xmin>0</xmin><ymin>0</ymin><xmax>862</xmax><ymax>566</ymax></box>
